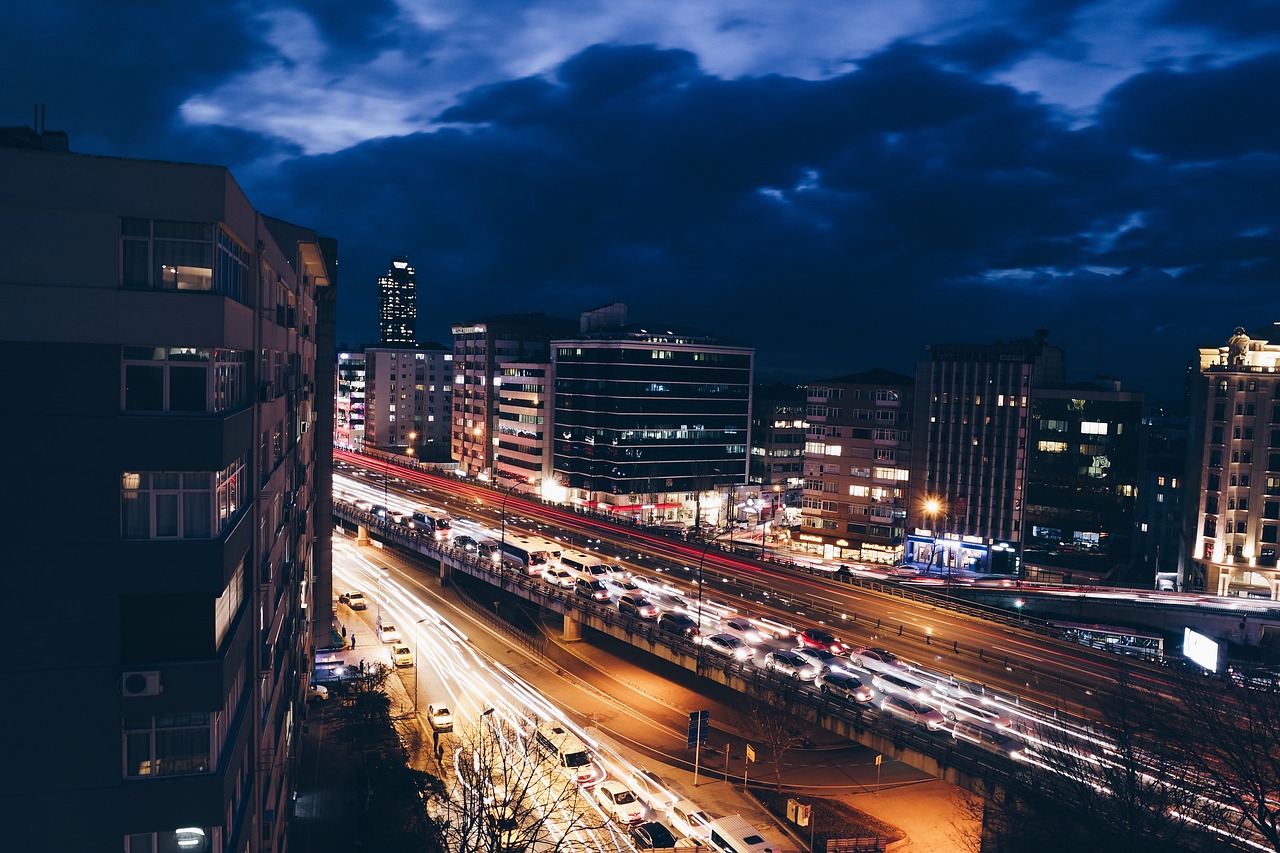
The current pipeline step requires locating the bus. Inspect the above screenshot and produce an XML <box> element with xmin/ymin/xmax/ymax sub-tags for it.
<box><xmin>1052</xmin><ymin>621</ymin><xmax>1165</xmax><ymax>660</ymax></box>
<box><xmin>499</xmin><ymin>535</ymin><xmax>560</xmax><ymax>575</ymax></box>
<box><xmin>531</xmin><ymin>721</ymin><xmax>599</xmax><ymax>787</ymax></box>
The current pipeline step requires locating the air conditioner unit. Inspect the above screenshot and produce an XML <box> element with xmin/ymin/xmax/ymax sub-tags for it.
<box><xmin>121</xmin><ymin>671</ymin><xmax>162</xmax><ymax>697</ymax></box>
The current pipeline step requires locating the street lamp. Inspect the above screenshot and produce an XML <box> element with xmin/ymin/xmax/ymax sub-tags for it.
<box><xmin>498</xmin><ymin>478</ymin><xmax>525</xmax><ymax>569</ymax></box>
<box><xmin>923</xmin><ymin>496</ymin><xmax>943</xmax><ymax>573</ymax></box>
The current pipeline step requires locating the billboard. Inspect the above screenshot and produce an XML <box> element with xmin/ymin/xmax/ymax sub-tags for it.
<box><xmin>1183</xmin><ymin>627</ymin><xmax>1220</xmax><ymax>673</ymax></box>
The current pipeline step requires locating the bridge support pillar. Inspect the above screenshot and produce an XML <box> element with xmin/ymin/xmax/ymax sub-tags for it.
<box><xmin>562</xmin><ymin>613</ymin><xmax>582</xmax><ymax>642</ymax></box>
<box><xmin>356</xmin><ymin>524</ymin><xmax>371</xmax><ymax>547</ymax></box>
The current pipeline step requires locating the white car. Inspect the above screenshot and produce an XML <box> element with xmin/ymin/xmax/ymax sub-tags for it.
<box><xmin>850</xmin><ymin>647</ymin><xmax>908</xmax><ymax>674</ymax></box>
<box><xmin>596</xmin><ymin>779</ymin><xmax>646</xmax><ymax>824</ymax></box>
<box><xmin>937</xmin><ymin>697</ymin><xmax>1014</xmax><ymax>731</ymax></box>
<box><xmin>306</xmin><ymin>683</ymin><xmax>328</xmax><ymax>702</ymax></box>
<box><xmin>722</xmin><ymin>617</ymin><xmax>766</xmax><ymax>645</ymax></box>
<box><xmin>542</xmin><ymin>567</ymin><xmax>577</xmax><ymax>588</ymax></box>
<box><xmin>667</xmin><ymin>799</ymin><xmax>713</xmax><ymax>841</ymax></box>
<box><xmin>880</xmin><ymin>695</ymin><xmax>946</xmax><ymax>731</ymax></box>
<box><xmin>427</xmin><ymin>703</ymin><xmax>453</xmax><ymax>732</ymax></box>
<box><xmin>339</xmin><ymin>591</ymin><xmax>367</xmax><ymax>611</ymax></box>
<box><xmin>378</xmin><ymin>623</ymin><xmax>401</xmax><ymax>644</ymax></box>
<box><xmin>793</xmin><ymin>648</ymin><xmax>841</xmax><ymax>675</ymax></box>
<box><xmin>702</xmin><ymin>633</ymin><xmax>754</xmax><ymax>661</ymax></box>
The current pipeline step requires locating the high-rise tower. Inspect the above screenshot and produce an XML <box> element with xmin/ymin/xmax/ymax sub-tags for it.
<box><xmin>378</xmin><ymin>256</ymin><xmax>416</xmax><ymax>344</ymax></box>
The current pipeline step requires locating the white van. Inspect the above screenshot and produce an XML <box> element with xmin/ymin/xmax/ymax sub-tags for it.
<box><xmin>531</xmin><ymin>722</ymin><xmax>600</xmax><ymax>788</ymax></box>
<box><xmin>707</xmin><ymin>815</ymin><xmax>778</xmax><ymax>853</ymax></box>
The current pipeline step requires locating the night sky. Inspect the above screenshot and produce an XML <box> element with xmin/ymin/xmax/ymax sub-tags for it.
<box><xmin>5</xmin><ymin>1</ymin><xmax>1278</xmax><ymax>408</ymax></box>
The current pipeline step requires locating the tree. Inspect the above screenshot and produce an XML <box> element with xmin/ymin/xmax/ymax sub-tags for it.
<box><xmin>427</xmin><ymin>710</ymin><xmax>609</xmax><ymax>852</ymax></box>
<box><xmin>735</xmin><ymin>685</ymin><xmax>813</xmax><ymax>792</ymax></box>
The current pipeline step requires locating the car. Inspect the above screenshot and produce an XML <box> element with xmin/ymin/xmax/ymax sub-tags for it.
<box><xmin>575</xmin><ymin>577</ymin><xmax>612</xmax><ymax>601</ymax></box>
<box><xmin>850</xmin><ymin>647</ymin><xmax>907</xmax><ymax>674</ymax></box>
<box><xmin>477</xmin><ymin>541</ymin><xmax>502</xmax><ymax>561</ymax></box>
<box><xmin>306</xmin><ymin>683</ymin><xmax>328</xmax><ymax>702</ymax></box>
<box><xmin>749</xmin><ymin>616</ymin><xmax>794</xmax><ymax>640</ymax></box>
<box><xmin>618</xmin><ymin>593</ymin><xmax>658</xmax><ymax>619</ymax></box>
<box><xmin>628</xmin><ymin>768</ymin><xmax>677</xmax><ymax>811</ymax></box>
<box><xmin>872</xmin><ymin>672</ymin><xmax>933</xmax><ymax>698</ymax></box>
<box><xmin>793</xmin><ymin>647</ymin><xmax>841</xmax><ymax>675</ymax></box>
<box><xmin>817</xmin><ymin>671</ymin><xmax>873</xmax><ymax>704</ymax></box>
<box><xmin>798</xmin><ymin>628</ymin><xmax>850</xmax><ymax>656</ymax></box>
<box><xmin>453</xmin><ymin>534</ymin><xmax>480</xmax><ymax>552</ymax></box>
<box><xmin>542</xmin><ymin>567</ymin><xmax>577</xmax><ymax>589</ymax></box>
<box><xmin>937</xmin><ymin>697</ymin><xmax>1014</xmax><ymax>730</ymax></box>
<box><xmin>658</xmin><ymin>612</ymin><xmax>701</xmax><ymax>640</ymax></box>
<box><xmin>629</xmin><ymin>821</ymin><xmax>677</xmax><ymax>850</ymax></box>
<box><xmin>391</xmin><ymin>644</ymin><xmax>414</xmax><ymax>667</ymax></box>
<box><xmin>702</xmin><ymin>633</ymin><xmax>754</xmax><ymax>661</ymax></box>
<box><xmin>595</xmin><ymin>779</ymin><xmax>646</xmax><ymax>824</ymax></box>
<box><xmin>951</xmin><ymin>721</ymin><xmax>1028</xmax><ymax>759</ymax></box>
<box><xmin>880</xmin><ymin>695</ymin><xmax>947</xmax><ymax>731</ymax></box>
<box><xmin>378</xmin><ymin>623</ymin><xmax>401</xmax><ymax>644</ymax></box>
<box><xmin>607</xmin><ymin>577</ymin><xmax>643</xmax><ymax>596</ymax></box>
<box><xmin>764</xmin><ymin>650</ymin><xmax>818</xmax><ymax>680</ymax></box>
<box><xmin>722</xmin><ymin>617</ymin><xmax>766</xmax><ymax>644</ymax></box>
<box><xmin>427</xmin><ymin>703</ymin><xmax>453</xmax><ymax>732</ymax></box>
<box><xmin>667</xmin><ymin>799</ymin><xmax>713</xmax><ymax>841</ymax></box>
<box><xmin>339</xmin><ymin>591</ymin><xmax>367</xmax><ymax>610</ymax></box>
<box><xmin>486</xmin><ymin>805</ymin><xmax>524</xmax><ymax>853</ymax></box>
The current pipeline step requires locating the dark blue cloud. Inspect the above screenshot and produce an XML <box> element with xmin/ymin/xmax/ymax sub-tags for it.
<box><xmin>1157</xmin><ymin>0</ymin><xmax>1280</xmax><ymax>39</ymax></box>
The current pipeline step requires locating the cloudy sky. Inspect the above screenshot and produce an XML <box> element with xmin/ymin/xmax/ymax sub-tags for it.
<box><xmin>5</xmin><ymin>0</ymin><xmax>1278</xmax><ymax>407</ymax></box>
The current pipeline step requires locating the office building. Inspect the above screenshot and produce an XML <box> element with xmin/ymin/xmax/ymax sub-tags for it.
<box><xmin>1023</xmin><ymin>381</ymin><xmax>1143</xmax><ymax>583</ymax></box>
<box><xmin>750</xmin><ymin>383</ymin><xmax>808</xmax><ymax>488</ymax></box>
<box><xmin>1187</xmin><ymin>325</ymin><xmax>1280</xmax><ymax>598</ymax></box>
<box><xmin>0</xmin><ymin>136</ymin><xmax>336</xmax><ymax>851</ymax></box>
<box><xmin>797</xmin><ymin>370</ymin><xmax>913</xmax><ymax>563</ymax></box>
<box><xmin>1136</xmin><ymin>415</ymin><xmax>1190</xmax><ymax>591</ymax></box>
<box><xmin>451</xmin><ymin>312</ymin><xmax>578</xmax><ymax>479</ymax></box>
<box><xmin>907</xmin><ymin>330</ymin><xmax>1065</xmax><ymax>575</ymax></box>
<box><xmin>377</xmin><ymin>256</ymin><xmax>416</xmax><ymax>344</ymax></box>
<box><xmin>495</xmin><ymin>361</ymin><xmax>555</xmax><ymax>487</ymax></box>
<box><xmin>364</xmin><ymin>342</ymin><xmax>453</xmax><ymax>460</ymax></box>
<box><xmin>551</xmin><ymin>324</ymin><xmax>754</xmax><ymax>524</ymax></box>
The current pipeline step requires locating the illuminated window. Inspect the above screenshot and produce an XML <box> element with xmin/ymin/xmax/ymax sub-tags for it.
<box><xmin>1081</xmin><ymin>421</ymin><xmax>1109</xmax><ymax>435</ymax></box>
<box><xmin>124</xmin><ymin>712</ymin><xmax>212</xmax><ymax>778</ymax></box>
<box><xmin>1038</xmin><ymin>440</ymin><xmax>1068</xmax><ymax>453</ymax></box>
<box><xmin>121</xmin><ymin>457</ymin><xmax>246</xmax><ymax>540</ymax></box>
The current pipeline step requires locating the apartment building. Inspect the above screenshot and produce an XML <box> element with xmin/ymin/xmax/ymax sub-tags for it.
<box><xmin>336</xmin><ymin>348</ymin><xmax>366</xmax><ymax>450</ymax></box>
<box><xmin>1187</xmin><ymin>325</ymin><xmax>1280</xmax><ymax>598</ymax></box>
<box><xmin>363</xmin><ymin>342</ymin><xmax>452</xmax><ymax>460</ymax></box>
<box><xmin>797</xmin><ymin>370</ymin><xmax>913</xmax><ymax>563</ymax></box>
<box><xmin>0</xmin><ymin>138</ymin><xmax>336</xmax><ymax>851</ymax></box>
<box><xmin>377</xmin><ymin>255</ymin><xmax>416</xmax><ymax>344</ymax></box>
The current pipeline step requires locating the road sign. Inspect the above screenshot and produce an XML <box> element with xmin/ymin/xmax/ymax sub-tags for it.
<box><xmin>746</xmin><ymin>744</ymin><xmax>756</xmax><ymax>763</ymax></box>
<box><xmin>687</xmin><ymin>710</ymin><xmax>709</xmax><ymax>749</ymax></box>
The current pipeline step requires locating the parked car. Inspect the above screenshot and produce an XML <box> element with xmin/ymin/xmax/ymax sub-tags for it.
<box><xmin>595</xmin><ymin>779</ymin><xmax>646</xmax><ymax>824</ymax></box>
<box><xmin>427</xmin><ymin>704</ymin><xmax>453</xmax><ymax>732</ymax></box>
<box><xmin>629</xmin><ymin>821</ymin><xmax>677</xmax><ymax>850</ymax></box>
<box><xmin>880</xmin><ymin>695</ymin><xmax>946</xmax><ymax>731</ymax></box>
<box><xmin>951</xmin><ymin>721</ymin><xmax>1027</xmax><ymax>759</ymax></box>
<box><xmin>667</xmin><ymin>799</ymin><xmax>714</xmax><ymax>841</ymax></box>
<box><xmin>703</xmin><ymin>633</ymin><xmax>754</xmax><ymax>661</ymax></box>
<box><xmin>850</xmin><ymin>647</ymin><xmax>907</xmax><ymax>674</ymax></box>
<box><xmin>339</xmin><ymin>591</ymin><xmax>367</xmax><ymax>610</ymax></box>
<box><xmin>391</xmin><ymin>644</ymin><xmax>414</xmax><ymax>667</ymax></box>
<box><xmin>618</xmin><ymin>593</ymin><xmax>658</xmax><ymax>620</ymax></box>
<box><xmin>378</xmin><ymin>623</ymin><xmax>401</xmax><ymax>644</ymax></box>
<box><xmin>306</xmin><ymin>683</ymin><xmax>328</xmax><ymax>702</ymax></box>
<box><xmin>575</xmin><ymin>577</ymin><xmax>612</xmax><ymax>601</ymax></box>
<box><xmin>793</xmin><ymin>647</ymin><xmax>840</xmax><ymax>675</ymax></box>
<box><xmin>798</xmin><ymin>628</ymin><xmax>850</xmax><ymax>656</ymax></box>
<box><xmin>764</xmin><ymin>650</ymin><xmax>818</xmax><ymax>680</ymax></box>
<box><xmin>817</xmin><ymin>671</ymin><xmax>873</xmax><ymax>704</ymax></box>
<box><xmin>658</xmin><ymin>612</ymin><xmax>700</xmax><ymax>640</ymax></box>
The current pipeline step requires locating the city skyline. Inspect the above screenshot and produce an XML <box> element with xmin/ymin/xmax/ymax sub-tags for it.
<box><xmin>6</xmin><ymin>0</ymin><xmax>1277</xmax><ymax>408</ymax></box>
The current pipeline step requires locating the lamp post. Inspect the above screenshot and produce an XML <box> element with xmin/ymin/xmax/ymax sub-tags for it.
<box><xmin>498</xmin><ymin>479</ymin><xmax>524</xmax><ymax>569</ymax></box>
<box><xmin>923</xmin><ymin>496</ymin><xmax>943</xmax><ymax>574</ymax></box>
<box><xmin>768</xmin><ymin>484</ymin><xmax>781</xmax><ymax>555</ymax></box>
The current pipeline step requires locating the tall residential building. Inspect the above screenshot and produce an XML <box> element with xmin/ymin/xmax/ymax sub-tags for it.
<box><xmin>798</xmin><ymin>370</ymin><xmax>914</xmax><ymax>564</ymax></box>
<box><xmin>1023</xmin><ymin>381</ymin><xmax>1143</xmax><ymax>583</ymax></box>
<box><xmin>451</xmin><ymin>313</ymin><xmax>578</xmax><ymax>478</ymax></box>
<box><xmin>551</xmin><ymin>325</ymin><xmax>754</xmax><ymax>524</ymax></box>
<box><xmin>750</xmin><ymin>383</ymin><xmax>808</xmax><ymax>488</ymax></box>
<box><xmin>0</xmin><ymin>138</ymin><xmax>335</xmax><ymax>851</ymax></box>
<box><xmin>363</xmin><ymin>342</ymin><xmax>452</xmax><ymax>459</ymax></box>
<box><xmin>1136</xmin><ymin>415</ymin><xmax>1190</xmax><ymax>591</ymax></box>
<box><xmin>378</xmin><ymin>255</ymin><xmax>416</xmax><ymax>344</ymax></box>
<box><xmin>1187</xmin><ymin>325</ymin><xmax>1280</xmax><ymax>598</ymax></box>
<box><xmin>336</xmin><ymin>348</ymin><xmax>366</xmax><ymax>450</ymax></box>
<box><xmin>496</xmin><ymin>361</ymin><xmax>554</xmax><ymax>486</ymax></box>
<box><xmin>907</xmin><ymin>330</ymin><xmax>1065</xmax><ymax>575</ymax></box>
